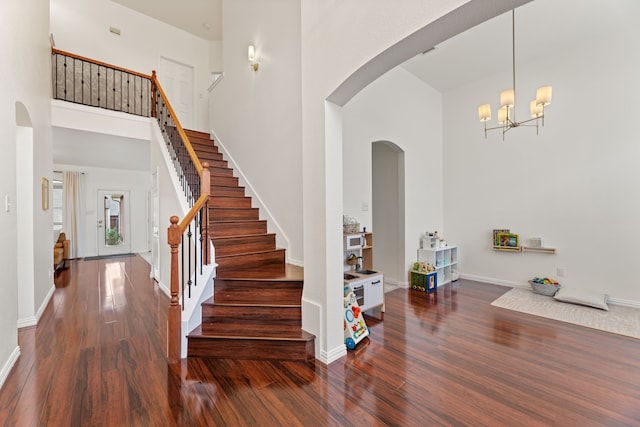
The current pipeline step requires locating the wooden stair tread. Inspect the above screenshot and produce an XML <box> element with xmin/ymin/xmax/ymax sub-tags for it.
<box><xmin>184</xmin><ymin>129</ymin><xmax>211</xmax><ymax>136</ymax></box>
<box><xmin>212</xmin><ymin>234</ymin><xmax>276</xmax><ymax>256</ymax></box>
<box><xmin>203</xmin><ymin>301</ymin><xmax>301</xmax><ymax>308</ymax></box>
<box><xmin>212</xmin><ymin>233</ymin><xmax>275</xmax><ymax>240</ymax></box>
<box><xmin>210</xmin><ymin>211</ymin><xmax>260</xmax><ymax>222</ymax></box>
<box><xmin>189</xmin><ymin>324</ymin><xmax>315</xmax><ymax>341</ymax></box>
<box><xmin>215</xmin><ymin>264</ymin><xmax>304</xmax><ymax>281</ymax></box>
<box><xmin>210</xmin><ymin>219</ymin><xmax>265</xmax><ymax>224</ymax></box>
<box><xmin>215</xmin><ymin>248</ymin><xmax>285</xmax><ymax>259</ymax></box>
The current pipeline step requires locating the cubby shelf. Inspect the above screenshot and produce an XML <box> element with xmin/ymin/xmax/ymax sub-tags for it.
<box><xmin>417</xmin><ymin>246</ymin><xmax>458</xmax><ymax>286</ymax></box>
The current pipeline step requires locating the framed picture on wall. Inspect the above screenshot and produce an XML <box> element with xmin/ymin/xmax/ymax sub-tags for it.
<box><xmin>42</xmin><ymin>177</ymin><xmax>49</xmax><ymax>210</ymax></box>
<box><xmin>498</xmin><ymin>233</ymin><xmax>519</xmax><ymax>247</ymax></box>
<box><xmin>493</xmin><ymin>229</ymin><xmax>510</xmax><ymax>246</ymax></box>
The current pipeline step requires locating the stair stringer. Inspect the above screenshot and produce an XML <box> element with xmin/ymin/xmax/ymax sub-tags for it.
<box><xmin>180</xmin><ymin>244</ymin><xmax>216</xmax><ymax>359</ymax></box>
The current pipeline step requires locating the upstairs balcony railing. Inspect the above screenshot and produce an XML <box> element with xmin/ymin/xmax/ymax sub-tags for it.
<box><xmin>51</xmin><ymin>48</ymin><xmax>211</xmax><ymax>363</ymax></box>
<box><xmin>51</xmin><ymin>48</ymin><xmax>152</xmax><ymax>117</ymax></box>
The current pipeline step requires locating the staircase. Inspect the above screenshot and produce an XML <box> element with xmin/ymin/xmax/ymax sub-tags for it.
<box><xmin>184</xmin><ymin>130</ymin><xmax>314</xmax><ymax>361</ymax></box>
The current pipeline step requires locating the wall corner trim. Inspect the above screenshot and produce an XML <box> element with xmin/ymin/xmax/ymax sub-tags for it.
<box><xmin>0</xmin><ymin>346</ymin><xmax>21</xmax><ymax>391</ymax></box>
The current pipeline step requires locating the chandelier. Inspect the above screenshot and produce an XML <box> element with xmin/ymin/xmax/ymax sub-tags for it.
<box><xmin>478</xmin><ymin>9</ymin><xmax>552</xmax><ymax>139</ymax></box>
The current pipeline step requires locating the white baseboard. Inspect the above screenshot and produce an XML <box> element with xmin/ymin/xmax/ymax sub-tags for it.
<box><xmin>0</xmin><ymin>346</ymin><xmax>20</xmax><ymax>391</ymax></box>
<box><xmin>459</xmin><ymin>273</ymin><xmax>520</xmax><ymax>288</ymax></box>
<box><xmin>16</xmin><ymin>316</ymin><xmax>36</xmax><ymax>329</ymax></box>
<box><xmin>460</xmin><ymin>274</ymin><xmax>640</xmax><ymax>307</ymax></box>
<box><xmin>606</xmin><ymin>297</ymin><xmax>640</xmax><ymax>308</ymax></box>
<box><xmin>156</xmin><ymin>279</ymin><xmax>170</xmax><ymax>298</ymax></box>
<box><xmin>320</xmin><ymin>345</ymin><xmax>347</xmax><ymax>365</ymax></box>
<box><xmin>384</xmin><ymin>278</ymin><xmax>408</xmax><ymax>288</ymax></box>
<box><xmin>37</xmin><ymin>285</ymin><xmax>56</xmax><ymax>320</ymax></box>
<box><xmin>17</xmin><ymin>284</ymin><xmax>56</xmax><ymax>329</ymax></box>
<box><xmin>287</xmin><ymin>258</ymin><xmax>304</xmax><ymax>268</ymax></box>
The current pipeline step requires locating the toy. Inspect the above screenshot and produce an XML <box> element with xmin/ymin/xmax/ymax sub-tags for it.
<box><xmin>410</xmin><ymin>271</ymin><xmax>437</xmax><ymax>293</ymax></box>
<box><xmin>531</xmin><ymin>277</ymin><xmax>559</xmax><ymax>285</ymax></box>
<box><xmin>344</xmin><ymin>291</ymin><xmax>369</xmax><ymax>350</ymax></box>
<box><xmin>412</xmin><ymin>261</ymin><xmax>435</xmax><ymax>273</ymax></box>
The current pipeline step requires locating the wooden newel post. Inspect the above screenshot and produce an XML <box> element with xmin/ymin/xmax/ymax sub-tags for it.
<box><xmin>167</xmin><ymin>215</ymin><xmax>181</xmax><ymax>363</ymax></box>
<box><xmin>151</xmin><ymin>70</ymin><xmax>157</xmax><ymax>118</ymax></box>
<box><xmin>201</xmin><ymin>162</ymin><xmax>211</xmax><ymax>264</ymax></box>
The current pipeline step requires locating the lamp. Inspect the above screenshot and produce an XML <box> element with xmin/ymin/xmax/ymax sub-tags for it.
<box><xmin>478</xmin><ymin>9</ymin><xmax>552</xmax><ymax>139</ymax></box>
<box><xmin>248</xmin><ymin>45</ymin><xmax>259</xmax><ymax>72</ymax></box>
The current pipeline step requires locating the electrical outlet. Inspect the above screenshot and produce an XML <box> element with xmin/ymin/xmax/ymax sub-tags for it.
<box><xmin>556</xmin><ymin>267</ymin><xmax>565</xmax><ymax>277</ymax></box>
<box><xmin>362</xmin><ymin>202</ymin><xmax>369</xmax><ymax>211</ymax></box>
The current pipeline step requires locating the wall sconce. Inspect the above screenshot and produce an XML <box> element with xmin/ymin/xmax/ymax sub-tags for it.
<box><xmin>248</xmin><ymin>45</ymin><xmax>259</xmax><ymax>72</ymax></box>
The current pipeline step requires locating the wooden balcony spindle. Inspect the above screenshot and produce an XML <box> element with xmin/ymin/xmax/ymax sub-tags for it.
<box><xmin>151</xmin><ymin>70</ymin><xmax>157</xmax><ymax>118</ymax></box>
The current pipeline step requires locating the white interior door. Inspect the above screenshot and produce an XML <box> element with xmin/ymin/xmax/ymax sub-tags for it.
<box><xmin>97</xmin><ymin>190</ymin><xmax>131</xmax><ymax>256</ymax></box>
<box><xmin>159</xmin><ymin>57</ymin><xmax>195</xmax><ymax>130</ymax></box>
<box><xmin>151</xmin><ymin>170</ymin><xmax>160</xmax><ymax>279</ymax></box>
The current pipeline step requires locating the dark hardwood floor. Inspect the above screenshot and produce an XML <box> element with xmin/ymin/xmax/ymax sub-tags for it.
<box><xmin>1</xmin><ymin>255</ymin><xmax>639</xmax><ymax>426</ymax></box>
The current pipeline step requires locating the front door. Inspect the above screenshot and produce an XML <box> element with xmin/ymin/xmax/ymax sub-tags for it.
<box><xmin>97</xmin><ymin>190</ymin><xmax>131</xmax><ymax>256</ymax></box>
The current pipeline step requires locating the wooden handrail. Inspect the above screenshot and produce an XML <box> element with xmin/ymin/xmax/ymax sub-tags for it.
<box><xmin>151</xmin><ymin>72</ymin><xmax>203</xmax><ymax>176</ymax></box>
<box><xmin>177</xmin><ymin>193</ymin><xmax>209</xmax><ymax>233</ymax></box>
<box><xmin>51</xmin><ymin>48</ymin><xmax>152</xmax><ymax>80</ymax></box>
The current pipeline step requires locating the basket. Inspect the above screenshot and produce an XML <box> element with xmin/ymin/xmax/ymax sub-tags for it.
<box><xmin>343</xmin><ymin>223</ymin><xmax>360</xmax><ymax>234</ymax></box>
<box><xmin>529</xmin><ymin>280</ymin><xmax>561</xmax><ymax>296</ymax></box>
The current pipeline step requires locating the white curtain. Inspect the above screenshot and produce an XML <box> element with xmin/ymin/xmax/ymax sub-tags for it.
<box><xmin>63</xmin><ymin>171</ymin><xmax>84</xmax><ymax>258</ymax></box>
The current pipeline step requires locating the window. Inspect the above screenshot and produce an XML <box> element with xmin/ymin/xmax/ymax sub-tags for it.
<box><xmin>52</xmin><ymin>179</ymin><xmax>63</xmax><ymax>233</ymax></box>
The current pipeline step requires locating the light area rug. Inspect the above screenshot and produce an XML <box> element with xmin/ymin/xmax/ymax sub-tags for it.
<box><xmin>491</xmin><ymin>288</ymin><xmax>640</xmax><ymax>339</ymax></box>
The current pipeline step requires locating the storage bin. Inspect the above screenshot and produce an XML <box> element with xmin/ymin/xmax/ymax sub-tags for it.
<box><xmin>410</xmin><ymin>271</ymin><xmax>437</xmax><ymax>293</ymax></box>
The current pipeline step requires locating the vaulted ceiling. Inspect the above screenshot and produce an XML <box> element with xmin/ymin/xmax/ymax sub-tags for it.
<box><xmin>110</xmin><ymin>0</ymin><xmax>222</xmax><ymax>41</ymax></box>
<box><xmin>110</xmin><ymin>0</ymin><xmax>636</xmax><ymax>93</ymax></box>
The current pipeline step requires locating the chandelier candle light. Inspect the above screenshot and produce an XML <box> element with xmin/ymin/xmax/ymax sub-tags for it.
<box><xmin>478</xmin><ymin>9</ymin><xmax>552</xmax><ymax>139</ymax></box>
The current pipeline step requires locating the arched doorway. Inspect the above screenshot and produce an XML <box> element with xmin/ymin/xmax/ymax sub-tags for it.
<box><xmin>372</xmin><ymin>141</ymin><xmax>405</xmax><ymax>289</ymax></box>
<box><xmin>15</xmin><ymin>101</ymin><xmax>36</xmax><ymax>326</ymax></box>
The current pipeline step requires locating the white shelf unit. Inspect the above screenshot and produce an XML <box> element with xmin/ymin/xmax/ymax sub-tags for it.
<box><xmin>344</xmin><ymin>232</ymin><xmax>374</xmax><ymax>271</ymax></box>
<box><xmin>417</xmin><ymin>246</ymin><xmax>458</xmax><ymax>286</ymax></box>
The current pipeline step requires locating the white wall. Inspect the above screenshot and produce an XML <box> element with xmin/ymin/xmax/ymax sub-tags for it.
<box><xmin>443</xmin><ymin>12</ymin><xmax>640</xmax><ymax>303</ymax></box>
<box><xmin>210</xmin><ymin>0</ymin><xmax>303</xmax><ymax>264</ymax></box>
<box><xmin>50</xmin><ymin>0</ymin><xmax>213</xmax><ymax>131</ymax></box>
<box><xmin>343</xmin><ymin>67</ymin><xmax>443</xmax><ymax>286</ymax></box>
<box><xmin>0</xmin><ymin>0</ymin><xmax>52</xmax><ymax>388</ymax></box>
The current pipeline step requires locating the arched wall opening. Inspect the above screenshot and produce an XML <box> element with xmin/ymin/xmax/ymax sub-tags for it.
<box><xmin>15</xmin><ymin>101</ymin><xmax>36</xmax><ymax>326</ymax></box>
<box><xmin>372</xmin><ymin>141</ymin><xmax>405</xmax><ymax>288</ymax></box>
<box><xmin>306</xmin><ymin>0</ymin><xmax>532</xmax><ymax>363</ymax></box>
